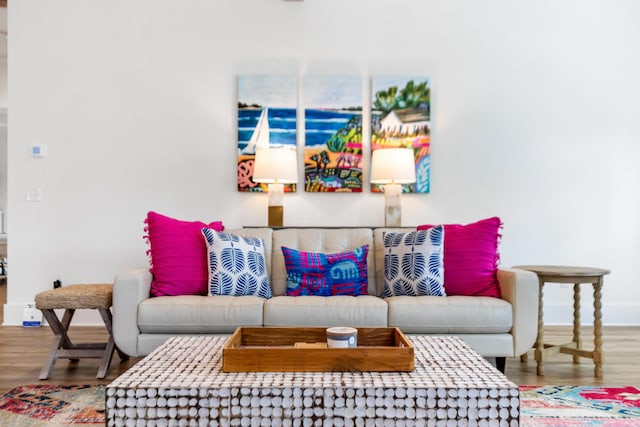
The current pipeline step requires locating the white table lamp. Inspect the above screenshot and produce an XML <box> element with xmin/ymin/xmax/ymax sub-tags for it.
<box><xmin>370</xmin><ymin>148</ymin><xmax>416</xmax><ymax>227</ymax></box>
<box><xmin>253</xmin><ymin>147</ymin><xmax>298</xmax><ymax>227</ymax></box>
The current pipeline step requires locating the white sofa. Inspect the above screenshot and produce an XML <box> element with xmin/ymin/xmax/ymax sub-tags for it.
<box><xmin>113</xmin><ymin>227</ymin><xmax>538</xmax><ymax>367</ymax></box>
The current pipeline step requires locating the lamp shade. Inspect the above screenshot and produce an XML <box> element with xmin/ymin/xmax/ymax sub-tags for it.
<box><xmin>253</xmin><ymin>147</ymin><xmax>298</xmax><ymax>184</ymax></box>
<box><xmin>370</xmin><ymin>148</ymin><xmax>416</xmax><ymax>184</ymax></box>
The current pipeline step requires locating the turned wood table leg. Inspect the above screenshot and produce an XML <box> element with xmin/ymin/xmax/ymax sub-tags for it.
<box><xmin>593</xmin><ymin>279</ymin><xmax>604</xmax><ymax>378</ymax></box>
<box><xmin>535</xmin><ymin>280</ymin><xmax>545</xmax><ymax>376</ymax></box>
<box><xmin>573</xmin><ymin>283</ymin><xmax>582</xmax><ymax>364</ymax></box>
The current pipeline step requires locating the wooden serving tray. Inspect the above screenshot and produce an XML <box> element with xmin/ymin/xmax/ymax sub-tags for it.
<box><xmin>222</xmin><ymin>327</ymin><xmax>414</xmax><ymax>372</ymax></box>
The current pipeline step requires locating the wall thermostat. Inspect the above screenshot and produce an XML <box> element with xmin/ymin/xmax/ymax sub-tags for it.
<box><xmin>31</xmin><ymin>145</ymin><xmax>48</xmax><ymax>157</ymax></box>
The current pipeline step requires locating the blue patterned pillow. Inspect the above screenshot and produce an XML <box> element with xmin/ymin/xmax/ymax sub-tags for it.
<box><xmin>282</xmin><ymin>245</ymin><xmax>369</xmax><ymax>296</ymax></box>
<box><xmin>201</xmin><ymin>229</ymin><xmax>273</xmax><ymax>298</ymax></box>
<box><xmin>383</xmin><ymin>227</ymin><xmax>445</xmax><ymax>297</ymax></box>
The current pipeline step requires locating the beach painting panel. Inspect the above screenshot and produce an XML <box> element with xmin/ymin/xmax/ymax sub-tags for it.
<box><xmin>237</xmin><ymin>74</ymin><xmax>297</xmax><ymax>192</ymax></box>
<box><xmin>304</xmin><ymin>75</ymin><xmax>363</xmax><ymax>192</ymax></box>
<box><xmin>371</xmin><ymin>76</ymin><xmax>431</xmax><ymax>193</ymax></box>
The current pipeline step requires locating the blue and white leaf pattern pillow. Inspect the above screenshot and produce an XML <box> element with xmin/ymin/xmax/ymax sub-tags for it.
<box><xmin>383</xmin><ymin>227</ymin><xmax>445</xmax><ymax>297</ymax></box>
<box><xmin>201</xmin><ymin>228</ymin><xmax>273</xmax><ymax>298</ymax></box>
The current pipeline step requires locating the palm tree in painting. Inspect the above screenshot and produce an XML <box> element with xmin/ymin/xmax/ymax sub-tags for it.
<box><xmin>373</xmin><ymin>80</ymin><xmax>430</xmax><ymax>115</ymax></box>
<box><xmin>373</xmin><ymin>85</ymin><xmax>399</xmax><ymax>115</ymax></box>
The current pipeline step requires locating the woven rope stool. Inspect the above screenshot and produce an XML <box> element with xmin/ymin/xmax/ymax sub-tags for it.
<box><xmin>34</xmin><ymin>284</ymin><xmax>128</xmax><ymax>380</ymax></box>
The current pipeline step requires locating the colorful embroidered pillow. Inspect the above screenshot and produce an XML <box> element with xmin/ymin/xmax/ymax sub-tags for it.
<box><xmin>202</xmin><ymin>228</ymin><xmax>273</xmax><ymax>299</ymax></box>
<box><xmin>417</xmin><ymin>217</ymin><xmax>502</xmax><ymax>297</ymax></box>
<box><xmin>144</xmin><ymin>211</ymin><xmax>224</xmax><ymax>297</ymax></box>
<box><xmin>383</xmin><ymin>227</ymin><xmax>445</xmax><ymax>297</ymax></box>
<box><xmin>282</xmin><ymin>245</ymin><xmax>369</xmax><ymax>296</ymax></box>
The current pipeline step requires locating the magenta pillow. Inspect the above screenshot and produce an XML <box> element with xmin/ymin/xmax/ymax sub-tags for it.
<box><xmin>417</xmin><ymin>217</ymin><xmax>502</xmax><ymax>297</ymax></box>
<box><xmin>144</xmin><ymin>211</ymin><xmax>224</xmax><ymax>296</ymax></box>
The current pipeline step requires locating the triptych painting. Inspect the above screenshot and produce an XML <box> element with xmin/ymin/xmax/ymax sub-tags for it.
<box><xmin>236</xmin><ymin>74</ymin><xmax>430</xmax><ymax>194</ymax></box>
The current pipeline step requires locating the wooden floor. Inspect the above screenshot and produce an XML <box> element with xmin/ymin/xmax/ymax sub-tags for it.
<box><xmin>1</xmin><ymin>283</ymin><xmax>639</xmax><ymax>395</ymax></box>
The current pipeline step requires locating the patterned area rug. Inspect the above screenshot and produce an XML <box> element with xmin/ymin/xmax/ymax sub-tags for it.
<box><xmin>0</xmin><ymin>384</ymin><xmax>105</xmax><ymax>426</ymax></box>
<box><xmin>520</xmin><ymin>385</ymin><xmax>640</xmax><ymax>426</ymax></box>
<box><xmin>0</xmin><ymin>384</ymin><xmax>639</xmax><ymax>426</ymax></box>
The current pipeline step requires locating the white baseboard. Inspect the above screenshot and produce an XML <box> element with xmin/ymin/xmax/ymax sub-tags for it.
<box><xmin>3</xmin><ymin>303</ymin><xmax>105</xmax><ymax>326</ymax></box>
<box><xmin>532</xmin><ymin>304</ymin><xmax>640</xmax><ymax>326</ymax></box>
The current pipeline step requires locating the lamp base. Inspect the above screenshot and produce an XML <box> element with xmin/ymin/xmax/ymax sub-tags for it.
<box><xmin>384</xmin><ymin>184</ymin><xmax>402</xmax><ymax>227</ymax></box>
<box><xmin>268</xmin><ymin>206</ymin><xmax>283</xmax><ymax>227</ymax></box>
<box><xmin>385</xmin><ymin>206</ymin><xmax>401</xmax><ymax>227</ymax></box>
<box><xmin>266</xmin><ymin>183</ymin><xmax>285</xmax><ymax>227</ymax></box>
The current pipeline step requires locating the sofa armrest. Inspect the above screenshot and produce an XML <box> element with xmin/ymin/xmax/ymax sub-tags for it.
<box><xmin>113</xmin><ymin>268</ymin><xmax>152</xmax><ymax>357</ymax></box>
<box><xmin>497</xmin><ymin>268</ymin><xmax>539</xmax><ymax>357</ymax></box>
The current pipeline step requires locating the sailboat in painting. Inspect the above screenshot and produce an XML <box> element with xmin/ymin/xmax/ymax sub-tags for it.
<box><xmin>242</xmin><ymin>108</ymin><xmax>269</xmax><ymax>155</ymax></box>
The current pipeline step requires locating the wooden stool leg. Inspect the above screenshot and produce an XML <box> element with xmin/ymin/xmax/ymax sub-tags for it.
<box><xmin>97</xmin><ymin>340</ymin><xmax>115</xmax><ymax>379</ymax></box>
<box><xmin>39</xmin><ymin>308</ymin><xmax>76</xmax><ymax>380</ymax></box>
<box><xmin>96</xmin><ymin>308</ymin><xmax>128</xmax><ymax>377</ymax></box>
<box><xmin>97</xmin><ymin>308</ymin><xmax>116</xmax><ymax>379</ymax></box>
<box><xmin>60</xmin><ymin>309</ymin><xmax>80</xmax><ymax>362</ymax></box>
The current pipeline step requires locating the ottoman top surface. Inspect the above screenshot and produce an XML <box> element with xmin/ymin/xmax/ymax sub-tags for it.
<box><xmin>35</xmin><ymin>284</ymin><xmax>113</xmax><ymax>309</ymax></box>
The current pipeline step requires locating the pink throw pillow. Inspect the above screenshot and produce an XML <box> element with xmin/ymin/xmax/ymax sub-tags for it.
<box><xmin>417</xmin><ymin>217</ymin><xmax>502</xmax><ymax>297</ymax></box>
<box><xmin>144</xmin><ymin>211</ymin><xmax>224</xmax><ymax>296</ymax></box>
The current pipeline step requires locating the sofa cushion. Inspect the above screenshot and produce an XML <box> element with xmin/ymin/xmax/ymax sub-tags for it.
<box><xmin>386</xmin><ymin>295</ymin><xmax>512</xmax><ymax>334</ymax></box>
<box><xmin>271</xmin><ymin>228</ymin><xmax>375</xmax><ymax>296</ymax></box>
<box><xmin>282</xmin><ymin>245</ymin><xmax>369</xmax><ymax>296</ymax></box>
<box><xmin>263</xmin><ymin>295</ymin><xmax>387</xmax><ymax>327</ymax></box>
<box><xmin>202</xmin><ymin>229</ymin><xmax>273</xmax><ymax>299</ymax></box>
<box><xmin>382</xmin><ymin>227</ymin><xmax>445</xmax><ymax>297</ymax></box>
<box><xmin>138</xmin><ymin>295</ymin><xmax>264</xmax><ymax>334</ymax></box>
<box><xmin>418</xmin><ymin>217</ymin><xmax>502</xmax><ymax>297</ymax></box>
<box><xmin>144</xmin><ymin>211</ymin><xmax>224</xmax><ymax>297</ymax></box>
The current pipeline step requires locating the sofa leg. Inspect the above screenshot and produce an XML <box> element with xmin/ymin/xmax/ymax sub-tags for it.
<box><xmin>496</xmin><ymin>357</ymin><xmax>506</xmax><ymax>373</ymax></box>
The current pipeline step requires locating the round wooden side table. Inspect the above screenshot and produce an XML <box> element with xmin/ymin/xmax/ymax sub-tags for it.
<box><xmin>513</xmin><ymin>265</ymin><xmax>610</xmax><ymax>378</ymax></box>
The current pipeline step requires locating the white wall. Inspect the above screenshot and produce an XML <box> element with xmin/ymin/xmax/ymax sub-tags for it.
<box><xmin>5</xmin><ymin>0</ymin><xmax>640</xmax><ymax>325</ymax></box>
<box><xmin>0</xmin><ymin>7</ymin><xmax>7</xmax><ymax>228</ymax></box>
<box><xmin>0</xmin><ymin>55</ymin><xmax>7</xmax><ymax>230</ymax></box>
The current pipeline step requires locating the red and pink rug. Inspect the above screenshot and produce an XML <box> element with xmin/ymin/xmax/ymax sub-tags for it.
<box><xmin>0</xmin><ymin>384</ymin><xmax>104</xmax><ymax>426</ymax></box>
<box><xmin>520</xmin><ymin>385</ymin><xmax>640</xmax><ymax>426</ymax></box>
<box><xmin>0</xmin><ymin>384</ymin><xmax>639</xmax><ymax>426</ymax></box>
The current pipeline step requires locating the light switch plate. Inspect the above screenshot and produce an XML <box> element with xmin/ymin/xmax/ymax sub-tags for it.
<box><xmin>26</xmin><ymin>186</ymin><xmax>42</xmax><ymax>202</ymax></box>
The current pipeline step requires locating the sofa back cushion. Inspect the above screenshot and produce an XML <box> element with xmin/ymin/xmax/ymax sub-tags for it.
<box><xmin>271</xmin><ymin>228</ymin><xmax>375</xmax><ymax>296</ymax></box>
